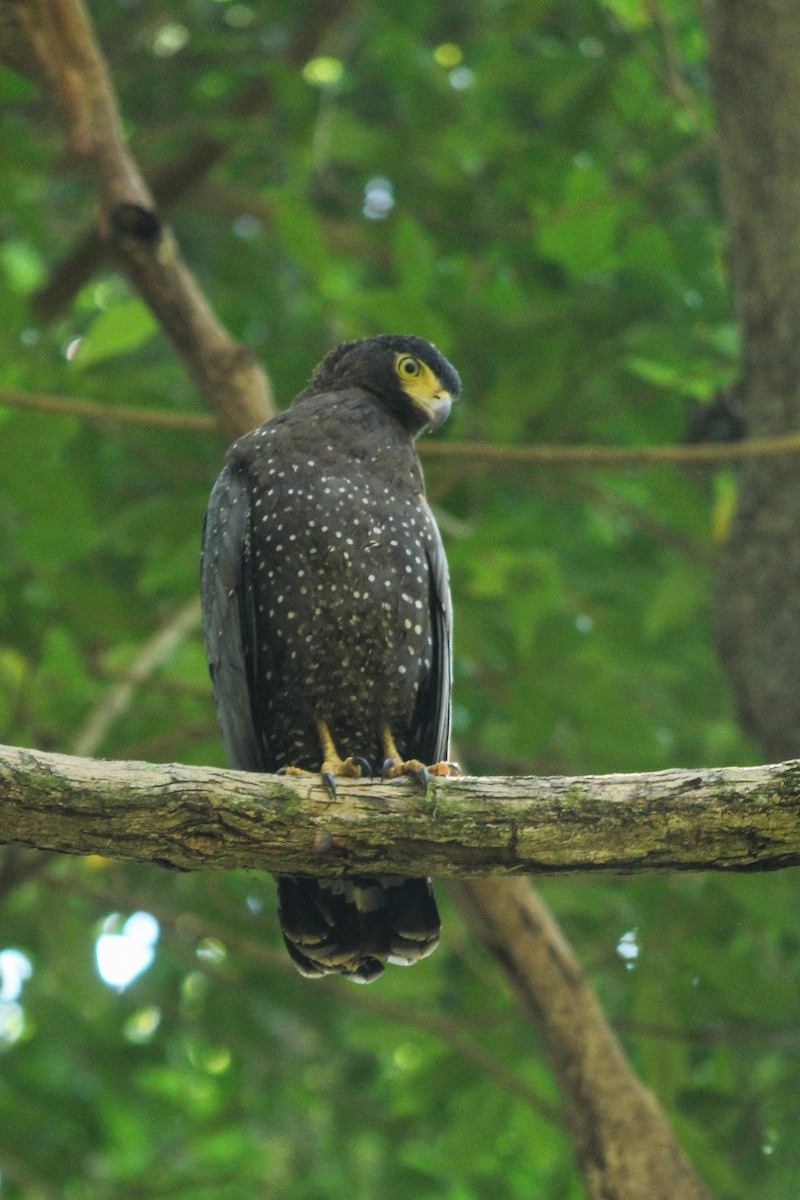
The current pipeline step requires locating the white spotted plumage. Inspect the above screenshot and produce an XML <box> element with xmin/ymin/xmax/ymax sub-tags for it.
<box><xmin>201</xmin><ymin>334</ymin><xmax>459</xmax><ymax>982</ymax></box>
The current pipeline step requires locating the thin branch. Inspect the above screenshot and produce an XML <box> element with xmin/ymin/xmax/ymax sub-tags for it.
<box><xmin>70</xmin><ymin>598</ymin><xmax>202</xmax><ymax>757</ymax></box>
<box><xmin>1</xmin><ymin>743</ymin><xmax>799</xmax><ymax>875</ymax></box>
<box><xmin>421</xmin><ymin>433</ymin><xmax>800</xmax><ymax>468</ymax></box>
<box><xmin>0</xmin><ymin>387</ymin><xmax>215</xmax><ymax>432</ymax></box>
<box><xmin>10</xmin><ymin>385</ymin><xmax>800</xmax><ymax>468</ymax></box>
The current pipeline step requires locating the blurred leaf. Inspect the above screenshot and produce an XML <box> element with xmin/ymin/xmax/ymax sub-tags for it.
<box><xmin>73</xmin><ymin>299</ymin><xmax>159</xmax><ymax>368</ymax></box>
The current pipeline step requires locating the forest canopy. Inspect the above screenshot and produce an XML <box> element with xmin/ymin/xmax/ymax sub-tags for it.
<box><xmin>1</xmin><ymin>1</ymin><xmax>799</xmax><ymax>1198</ymax></box>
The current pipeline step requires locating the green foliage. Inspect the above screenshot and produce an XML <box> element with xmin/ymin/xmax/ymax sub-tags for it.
<box><xmin>0</xmin><ymin>1</ymin><xmax>796</xmax><ymax>1197</ymax></box>
<box><xmin>74</xmin><ymin>299</ymin><xmax>159</xmax><ymax>369</ymax></box>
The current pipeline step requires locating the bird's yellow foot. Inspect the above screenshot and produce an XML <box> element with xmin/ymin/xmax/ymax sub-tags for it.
<box><xmin>281</xmin><ymin>719</ymin><xmax>366</xmax><ymax>797</ymax></box>
<box><xmin>279</xmin><ymin>753</ymin><xmax>371</xmax><ymax>798</ymax></box>
<box><xmin>380</xmin><ymin>727</ymin><xmax>460</xmax><ymax>793</ymax></box>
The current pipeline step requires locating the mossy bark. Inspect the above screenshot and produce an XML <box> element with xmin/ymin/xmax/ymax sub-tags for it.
<box><xmin>1</xmin><ymin>743</ymin><xmax>798</xmax><ymax>876</ymax></box>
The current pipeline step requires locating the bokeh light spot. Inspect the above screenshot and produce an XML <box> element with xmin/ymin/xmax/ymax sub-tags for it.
<box><xmin>434</xmin><ymin>43</ymin><xmax>463</xmax><ymax>67</ymax></box>
<box><xmin>95</xmin><ymin>912</ymin><xmax>159</xmax><ymax>991</ymax></box>
<box><xmin>363</xmin><ymin>177</ymin><xmax>395</xmax><ymax>220</ymax></box>
<box><xmin>302</xmin><ymin>56</ymin><xmax>344</xmax><ymax>87</ymax></box>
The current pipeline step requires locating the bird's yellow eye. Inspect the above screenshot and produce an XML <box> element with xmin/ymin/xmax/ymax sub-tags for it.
<box><xmin>396</xmin><ymin>355</ymin><xmax>422</xmax><ymax>379</ymax></box>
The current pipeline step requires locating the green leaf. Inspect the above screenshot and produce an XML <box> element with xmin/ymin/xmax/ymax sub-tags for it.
<box><xmin>0</xmin><ymin>239</ymin><xmax>46</xmax><ymax>294</ymax></box>
<box><xmin>536</xmin><ymin>164</ymin><xmax>624</xmax><ymax>277</ymax></box>
<box><xmin>72</xmin><ymin>299</ymin><xmax>159</xmax><ymax>368</ymax></box>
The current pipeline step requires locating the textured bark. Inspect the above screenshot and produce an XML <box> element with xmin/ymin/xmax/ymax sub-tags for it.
<box><xmin>1</xmin><ymin>743</ymin><xmax>799</xmax><ymax>876</ymax></box>
<box><xmin>451</xmin><ymin>881</ymin><xmax>712</xmax><ymax>1200</ymax></box>
<box><xmin>707</xmin><ymin>1</ymin><xmax>800</xmax><ymax>759</ymax></box>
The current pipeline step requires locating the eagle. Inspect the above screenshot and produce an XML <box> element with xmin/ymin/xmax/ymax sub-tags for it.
<box><xmin>201</xmin><ymin>334</ymin><xmax>460</xmax><ymax>982</ymax></box>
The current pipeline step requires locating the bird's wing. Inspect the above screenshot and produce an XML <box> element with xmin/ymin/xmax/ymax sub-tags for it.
<box><xmin>200</xmin><ymin>462</ymin><xmax>273</xmax><ymax>772</ymax></box>
<box><xmin>409</xmin><ymin>504</ymin><xmax>452</xmax><ymax>764</ymax></box>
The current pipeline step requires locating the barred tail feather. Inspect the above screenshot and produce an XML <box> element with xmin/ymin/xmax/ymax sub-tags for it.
<box><xmin>276</xmin><ymin>875</ymin><xmax>440</xmax><ymax>984</ymax></box>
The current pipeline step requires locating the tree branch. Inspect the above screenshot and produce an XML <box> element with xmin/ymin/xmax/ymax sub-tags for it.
<box><xmin>28</xmin><ymin>3</ymin><xmax>352</xmax><ymax>323</ymax></box>
<box><xmin>0</xmin><ymin>387</ymin><xmax>215</xmax><ymax>432</ymax></box>
<box><xmin>11</xmin><ymin>384</ymin><xmax>800</xmax><ymax>467</ymax></box>
<box><xmin>70</xmin><ymin>598</ymin><xmax>202</xmax><ymax>757</ymax></box>
<box><xmin>1</xmin><ymin>743</ymin><xmax>798</xmax><ymax>875</ymax></box>
<box><xmin>422</xmin><ymin>433</ymin><xmax>800</xmax><ymax>468</ymax></box>
<box><xmin>1</xmin><ymin>0</ymin><xmax>273</xmax><ymax>441</ymax></box>
<box><xmin>451</xmin><ymin>880</ymin><xmax>713</xmax><ymax>1200</ymax></box>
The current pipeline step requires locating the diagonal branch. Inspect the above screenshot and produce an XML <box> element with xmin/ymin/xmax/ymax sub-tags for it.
<box><xmin>0</xmin><ymin>742</ymin><xmax>798</xmax><ymax>875</ymax></box>
<box><xmin>29</xmin><ymin>2</ymin><xmax>353</xmax><ymax>322</ymax></box>
<box><xmin>70</xmin><ymin>598</ymin><xmax>202</xmax><ymax>757</ymax></box>
<box><xmin>1</xmin><ymin>0</ymin><xmax>273</xmax><ymax>441</ymax></box>
<box><xmin>451</xmin><ymin>880</ymin><xmax>713</xmax><ymax>1200</ymax></box>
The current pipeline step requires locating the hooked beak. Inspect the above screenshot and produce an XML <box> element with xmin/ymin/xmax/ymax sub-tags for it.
<box><xmin>420</xmin><ymin>390</ymin><xmax>453</xmax><ymax>431</ymax></box>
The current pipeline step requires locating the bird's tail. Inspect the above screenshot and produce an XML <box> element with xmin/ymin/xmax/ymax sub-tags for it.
<box><xmin>276</xmin><ymin>875</ymin><xmax>440</xmax><ymax>983</ymax></box>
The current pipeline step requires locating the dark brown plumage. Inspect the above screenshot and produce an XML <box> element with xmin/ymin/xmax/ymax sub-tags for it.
<box><xmin>201</xmin><ymin>335</ymin><xmax>460</xmax><ymax>982</ymax></box>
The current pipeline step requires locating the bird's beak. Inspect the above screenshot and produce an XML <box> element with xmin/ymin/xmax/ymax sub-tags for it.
<box><xmin>422</xmin><ymin>391</ymin><xmax>453</xmax><ymax>431</ymax></box>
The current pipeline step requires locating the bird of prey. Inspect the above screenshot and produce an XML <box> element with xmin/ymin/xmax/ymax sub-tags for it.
<box><xmin>201</xmin><ymin>334</ymin><xmax>460</xmax><ymax>982</ymax></box>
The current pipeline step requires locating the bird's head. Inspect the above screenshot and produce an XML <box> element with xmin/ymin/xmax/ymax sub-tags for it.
<box><xmin>304</xmin><ymin>334</ymin><xmax>460</xmax><ymax>435</ymax></box>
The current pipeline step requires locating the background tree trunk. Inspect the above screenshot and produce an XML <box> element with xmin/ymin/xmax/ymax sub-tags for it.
<box><xmin>708</xmin><ymin>0</ymin><xmax>800</xmax><ymax>760</ymax></box>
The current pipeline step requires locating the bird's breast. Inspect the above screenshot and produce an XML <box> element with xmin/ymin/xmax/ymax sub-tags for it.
<box><xmin>250</xmin><ymin>462</ymin><xmax>434</xmax><ymax>705</ymax></box>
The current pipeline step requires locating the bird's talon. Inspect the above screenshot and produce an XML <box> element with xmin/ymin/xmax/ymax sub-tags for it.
<box><xmin>350</xmin><ymin>755</ymin><xmax>373</xmax><ymax>778</ymax></box>
<box><xmin>322</xmin><ymin>770</ymin><xmax>337</xmax><ymax>799</ymax></box>
<box><xmin>382</xmin><ymin>757</ymin><xmax>396</xmax><ymax>780</ymax></box>
<box><xmin>427</xmin><ymin>760</ymin><xmax>461</xmax><ymax>778</ymax></box>
<box><xmin>416</xmin><ymin>765</ymin><xmax>430</xmax><ymax>794</ymax></box>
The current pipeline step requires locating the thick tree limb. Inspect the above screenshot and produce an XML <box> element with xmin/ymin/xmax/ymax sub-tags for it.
<box><xmin>28</xmin><ymin>2</ymin><xmax>352</xmax><ymax>322</ymax></box>
<box><xmin>1</xmin><ymin>743</ymin><xmax>798</xmax><ymax>875</ymax></box>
